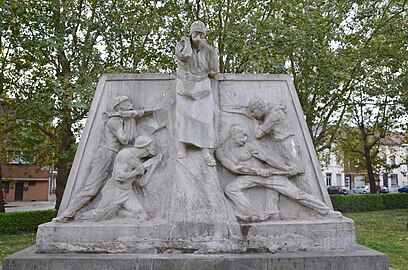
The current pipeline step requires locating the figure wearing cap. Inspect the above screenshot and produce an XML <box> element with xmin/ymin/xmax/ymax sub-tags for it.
<box><xmin>175</xmin><ymin>20</ymin><xmax>219</xmax><ymax>166</ymax></box>
<box><xmin>79</xmin><ymin>136</ymin><xmax>159</xmax><ymax>221</ymax></box>
<box><xmin>54</xmin><ymin>96</ymin><xmax>144</xmax><ymax>222</ymax></box>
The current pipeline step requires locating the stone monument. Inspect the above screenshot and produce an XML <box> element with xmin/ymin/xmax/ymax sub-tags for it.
<box><xmin>3</xmin><ymin>21</ymin><xmax>388</xmax><ymax>270</ymax></box>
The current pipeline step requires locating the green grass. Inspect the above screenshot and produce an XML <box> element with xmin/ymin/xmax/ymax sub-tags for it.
<box><xmin>345</xmin><ymin>209</ymin><xmax>408</xmax><ymax>270</ymax></box>
<box><xmin>0</xmin><ymin>210</ymin><xmax>407</xmax><ymax>269</ymax></box>
<box><xmin>0</xmin><ymin>232</ymin><xmax>36</xmax><ymax>266</ymax></box>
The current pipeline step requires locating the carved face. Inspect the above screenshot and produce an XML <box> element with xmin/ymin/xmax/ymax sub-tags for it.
<box><xmin>118</xmin><ymin>100</ymin><xmax>134</xmax><ymax>111</ymax></box>
<box><xmin>250</xmin><ymin>107</ymin><xmax>264</xmax><ymax>119</ymax></box>
<box><xmin>191</xmin><ymin>31</ymin><xmax>205</xmax><ymax>48</ymax></box>
<box><xmin>233</xmin><ymin>130</ymin><xmax>248</xmax><ymax>146</ymax></box>
<box><xmin>146</xmin><ymin>143</ymin><xmax>157</xmax><ymax>156</ymax></box>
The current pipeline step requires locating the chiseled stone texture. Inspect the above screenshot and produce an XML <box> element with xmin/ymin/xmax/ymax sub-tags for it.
<box><xmin>36</xmin><ymin>217</ymin><xmax>356</xmax><ymax>254</ymax></box>
<box><xmin>4</xmin><ymin>245</ymin><xmax>388</xmax><ymax>270</ymax></box>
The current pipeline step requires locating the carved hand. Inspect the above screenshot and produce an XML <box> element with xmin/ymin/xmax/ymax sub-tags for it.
<box><xmin>120</xmin><ymin>110</ymin><xmax>144</xmax><ymax>118</ymax></box>
<box><xmin>257</xmin><ymin>168</ymin><xmax>272</xmax><ymax>177</ymax></box>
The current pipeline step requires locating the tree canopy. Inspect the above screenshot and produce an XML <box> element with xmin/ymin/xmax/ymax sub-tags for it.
<box><xmin>0</xmin><ymin>0</ymin><xmax>406</xmax><ymax>208</ymax></box>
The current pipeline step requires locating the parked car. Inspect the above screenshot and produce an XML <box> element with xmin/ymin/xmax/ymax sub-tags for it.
<box><xmin>1</xmin><ymin>188</ymin><xmax>6</xmax><ymax>204</ymax></box>
<box><xmin>327</xmin><ymin>186</ymin><xmax>348</xmax><ymax>195</ymax></box>
<box><xmin>376</xmin><ymin>186</ymin><xmax>389</xmax><ymax>194</ymax></box>
<box><xmin>398</xmin><ymin>186</ymin><xmax>408</xmax><ymax>193</ymax></box>
<box><xmin>353</xmin><ymin>185</ymin><xmax>370</xmax><ymax>194</ymax></box>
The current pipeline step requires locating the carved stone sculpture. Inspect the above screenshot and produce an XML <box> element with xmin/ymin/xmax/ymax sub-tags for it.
<box><xmin>78</xmin><ymin>136</ymin><xmax>159</xmax><ymax>222</ymax></box>
<box><xmin>175</xmin><ymin>20</ymin><xmax>219</xmax><ymax>166</ymax></box>
<box><xmin>216</xmin><ymin>125</ymin><xmax>342</xmax><ymax>221</ymax></box>
<box><xmin>247</xmin><ymin>97</ymin><xmax>304</xmax><ymax>173</ymax></box>
<box><xmin>3</xmin><ymin>20</ymin><xmax>387</xmax><ymax>269</ymax></box>
<box><xmin>53</xmin><ymin>96</ymin><xmax>144</xmax><ymax>222</ymax></box>
<box><xmin>35</xmin><ymin>73</ymin><xmax>358</xmax><ymax>257</ymax></box>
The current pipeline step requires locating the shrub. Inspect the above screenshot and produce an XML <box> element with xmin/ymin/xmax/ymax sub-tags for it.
<box><xmin>330</xmin><ymin>193</ymin><xmax>408</xmax><ymax>213</ymax></box>
<box><xmin>0</xmin><ymin>210</ymin><xmax>57</xmax><ymax>234</ymax></box>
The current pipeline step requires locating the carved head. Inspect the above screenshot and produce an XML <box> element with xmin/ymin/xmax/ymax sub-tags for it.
<box><xmin>189</xmin><ymin>20</ymin><xmax>207</xmax><ymax>35</ymax></box>
<box><xmin>248</xmin><ymin>97</ymin><xmax>266</xmax><ymax>119</ymax></box>
<box><xmin>134</xmin><ymin>136</ymin><xmax>156</xmax><ymax>156</ymax></box>
<box><xmin>230</xmin><ymin>125</ymin><xmax>248</xmax><ymax>146</ymax></box>
<box><xmin>189</xmin><ymin>21</ymin><xmax>206</xmax><ymax>48</ymax></box>
<box><xmin>113</xmin><ymin>96</ymin><xmax>134</xmax><ymax>111</ymax></box>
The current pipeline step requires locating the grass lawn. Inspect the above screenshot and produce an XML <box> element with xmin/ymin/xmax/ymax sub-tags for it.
<box><xmin>345</xmin><ymin>209</ymin><xmax>408</xmax><ymax>270</ymax></box>
<box><xmin>0</xmin><ymin>232</ymin><xmax>36</xmax><ymax>266</ymax></box>
<box><xmin>0</xmin><ymin>209</ymin><xmax>407</xmax><ymax>269</ymax></box>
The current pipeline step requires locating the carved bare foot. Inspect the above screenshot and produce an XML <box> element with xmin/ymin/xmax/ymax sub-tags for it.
<box><xmin>177</xmin><ymin>143</ymin><xmax>187</xmax><ymax>159</ymax></box>
<box><xmin>202</xmin><ymin>148</ymin><xmax>216</xmax><ymax>166</ymax></box>
<box><xmin>324</xmin><ymin>210</ymin><xmax>343</xmax><ymax>219</ymax></box>
<box><xmin>52</xmin><ymin>216</ymin><xmax>72</xmax><ymax>223</ymax></box>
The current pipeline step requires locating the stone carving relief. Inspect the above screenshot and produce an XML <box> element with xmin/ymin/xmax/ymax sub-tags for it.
<box><xmin>175</xmin><ymin>20</ymin><xmax>219</xmax><ymax>166</ymax></box>
<box><xmin>54</xmin><ymin>21</ymin><xmax>341</xmax><ymax>225</ymax></box>
<box><xmin>78</xmin><ymin>136</ymin><xmax>160</xmax><ymax>222</ymax></box>
<box><xmin>216</xmin><ymin>124</ymin><xmax>342</xmax><ymax>222</ymax></box>
<box><xmin>53</xmin><ymin>96</ymin><xmax>145</xmax><ymax>222</ymax></box>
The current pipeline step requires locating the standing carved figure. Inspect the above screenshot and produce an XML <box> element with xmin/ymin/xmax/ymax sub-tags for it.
<box><xmin>247</xmin><ymin>98</ymin><xmax>303</xmax><ymax>172</ymax></box>
<box><xmin>216</xmin><ymin>125</ymin><xmax>342</xmax><ymax>221</ymax></box>
<box><xmin>79</xmin><ymin>136</ymin><xmax>159</xmax><ymax>222</ymax></box>
<box><xmin>54</xmin><ymin>96</ymin><xmax>144</xmax><ymax>222</ymax></box>
<box><xmin>175</xmin><ymin>20</ymin><xmax>219</xmax><ymax>166</ymax></box>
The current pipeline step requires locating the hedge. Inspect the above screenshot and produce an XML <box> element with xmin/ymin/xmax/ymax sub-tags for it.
<box><xmin>330</xmin><ymin>193</ymin><xmax>408</xmax><ymax>213</ymax></box>
<box><xmin>0</xmin><ymin>210</ymin><xmax>57</xmax><ymax>234</ymax></box>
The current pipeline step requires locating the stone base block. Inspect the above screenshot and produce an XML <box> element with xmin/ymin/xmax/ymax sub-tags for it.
<box><xmin>3</xmin><ymin>245</ymin><xmax>388</xmax><ymax>270</ymax></box>
<box><xmin>36</xmin><ymin>218</ymin><xmax>356</xmax><ymax>253</ymax></box>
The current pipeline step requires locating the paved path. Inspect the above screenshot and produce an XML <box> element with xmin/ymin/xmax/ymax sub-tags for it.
<box><xmin>4</xmin><ymin>195</ymin><xmax>56</xmax><ymax>212</ymax></box>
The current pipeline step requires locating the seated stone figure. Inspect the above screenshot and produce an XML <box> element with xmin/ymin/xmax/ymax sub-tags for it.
<box><xmin>79</xmin><ymin>136</ymin><xmax>159</xmax><ymax>222</ymax></box>
<box><xmin>215</xmin><ymin>125</ymin><xmax>342</xmax><ymax>222</ymax></box>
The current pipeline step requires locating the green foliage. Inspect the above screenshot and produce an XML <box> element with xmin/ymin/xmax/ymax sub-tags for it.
<box><xmin>382</xmin><ymin>193</ymin><xmax>408</xmax><ymax>209</ymax></box>
<box><xmin>0</xmin><ymin>0</ymin><xmax>406</xmax><ymax>208</ymax></box>
<box><xmin>331</xmin><ymin>194</ymin><xmax>408</xmax><ymax>213</ymax></box>
<box><xmin>0</xmin><ymin>210</ymin><xmax>57</xmax><ymax>234</ymax></box>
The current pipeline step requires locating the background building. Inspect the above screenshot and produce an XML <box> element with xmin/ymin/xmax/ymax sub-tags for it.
<box><xmin>2</xmin><ymin>153</ymin><xmax>56</xmax><ymax>202</ymax></box>
<box><xmin>321</xmin><ymin>134</ymin><xmax>407</xmax><ymax>191</ymax></box>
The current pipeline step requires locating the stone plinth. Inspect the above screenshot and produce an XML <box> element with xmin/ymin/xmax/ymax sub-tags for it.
<box><xmin>36</xmin><ymin>217</ymin><xmax>356</xmax><ymax>254</ymax></box>
<box><xmin>3</xmin><ymin>245</ymin><xmax>388</xmax><ymax>270</ymax></box>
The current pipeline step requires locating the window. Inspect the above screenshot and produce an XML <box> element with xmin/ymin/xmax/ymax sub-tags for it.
<box><xmin>326</xmin><ymin>173</ymin><xmax>332</xmax><ymax>186</ymax></box>
<box><xmin>28</xmin><ymin>181</ymin><xmax>36</xmax><ymax>186</ymax></box>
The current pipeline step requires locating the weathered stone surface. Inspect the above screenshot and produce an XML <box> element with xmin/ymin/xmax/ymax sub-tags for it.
<box><xmin>4</xmin><ymin>245</ymin><xmax>388</xmax><ymax>270</ymax></box>
<box><xmin>36</xmin><ymin>217</ymin><xmax>355</xmax><ymax>254</ymax></box>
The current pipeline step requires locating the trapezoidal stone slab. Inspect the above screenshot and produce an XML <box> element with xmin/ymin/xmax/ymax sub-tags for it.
<box><xmin>35</xmin><ymin>73</ymin><xmax>357</xmax><ymax>254</ymax></box>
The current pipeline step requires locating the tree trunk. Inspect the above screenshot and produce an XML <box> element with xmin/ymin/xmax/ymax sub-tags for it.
<box><xmin>364</xmin><ymin>146</ymin><xmax>377</xmax><ymax>194</ymax></box>
<box><xmin>0</xmin><ymin>165</ymin><xmax>5</xmax><ymax>213</ymax></box>
<box><xmin>55</xmin><ymin>123</ymin><xmax>76</xmax><ymax>210</ymax></box>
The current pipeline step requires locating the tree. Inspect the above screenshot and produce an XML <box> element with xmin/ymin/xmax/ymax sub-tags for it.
<box><xmin>0</xmin><ymin>0</ymin><xmax>176</xmax><ymax>209</ymax></box>
<box><xmin>332</xmin><ymin>0</ymin><xmax>407</xmax><ymax>193</ymax></box>
<box><xmin>1</xmin><ymin>0</ymin><xmax>406</xmax><ymax>208</ymax></box>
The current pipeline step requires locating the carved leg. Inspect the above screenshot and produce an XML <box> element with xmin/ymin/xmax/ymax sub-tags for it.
<box><xmin>122</xmin><ymin>191</ymin><xmax>149</xmax><ymax>220</ymax></box>
<box><xmin>264</xmin><ymin>176</ymin><xmax>340</xmax><ymax>217</ymax></box>
<box><xmin>224</xmin><ymin>176</ymin><xmax>259</xmax><ymax>220</ymax></box>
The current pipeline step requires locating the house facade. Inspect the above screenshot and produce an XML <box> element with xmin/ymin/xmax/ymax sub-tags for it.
<box><xmin>321</xmin><ymin>134</ymin><xmax>407</xmax><ymax>191</ymax></box>
<box><xmin>2</xmin><ymin>161</ymin><xmax>56</xmax><ymax>202</ymax></box>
